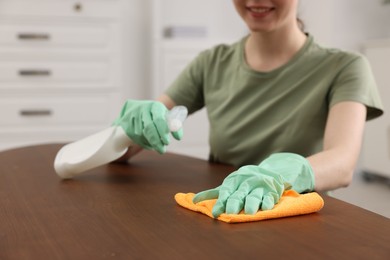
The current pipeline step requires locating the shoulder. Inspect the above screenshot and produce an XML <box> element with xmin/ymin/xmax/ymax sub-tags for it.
<box><xmin>308</xmin><ymin>36</ymin><xmax>366</xmax><ymax>66</ymax></box>
<box><xmin>197</xmin><ymin>37</ymin><xmax>244</xmax><ymax>64</ymax></box>
<box><xmin>303</xmin><ymin>36</ymin><xmax>371</xmax><ymax>75</ymax></box>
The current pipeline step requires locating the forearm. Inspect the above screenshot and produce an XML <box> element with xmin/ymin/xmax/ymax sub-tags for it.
<box><xmin>157</xmin><ymin>94</ymin><xmax>176</xmax><ymax>110</ymax></box>
<box><xmin>306</xmin><ymin>147</ymin><xmax>359</xmax><ymax>191</ymax></box>
<box><xmin>306</xmin><ymin>101</ymin><xmax>366</xmax><ymax>191</ymax></box>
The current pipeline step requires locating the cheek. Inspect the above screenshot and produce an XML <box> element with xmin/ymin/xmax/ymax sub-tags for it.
<box><xmin>233</xmin><ymin>1</ymin><xmax>246</xmax><ymax>18</ymax></box>
<box><xmin>283</xmin><ymin>1</ymin><xmax>299</xmax><ymax>17</ymax></box>
<box><xmin>275</xmin><ymin>4</ymin><xmax>298</xmax><ymax>24</ymax></box>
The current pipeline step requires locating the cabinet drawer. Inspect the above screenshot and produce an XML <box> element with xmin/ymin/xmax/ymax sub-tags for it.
<box><xmin>0</xmin><ymin>24</ymin><xmax>109</xmax><ymax>48</ymax></box>
<box><xmin>0</xmin><ymin>0</ymin><xmax>121</xmax><ymax>19</ymax></box>
<box><xmin>0</xmin><ymin>96</ymin><xmax>113</xmax><ymax>126</ymax></box>
<box><xmin>0</xmin><ymin>61</ymin><xmax>108</xmax><ymax>82</ymax></box>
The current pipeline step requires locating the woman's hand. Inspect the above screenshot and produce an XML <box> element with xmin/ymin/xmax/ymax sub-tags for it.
<box><xmin>113</xmin><ymin>100</ymin><xmax>182</xmax><ymax>154</ymax></box>
<box><xmin>193</xmin><ymin>153</ymin><xmax>315</xmax><ymax>218</ymax></box>
<box><xmin>193</xmin><ymin>165</ymin><xmax>285</xmax><ymax>217</ymax></box>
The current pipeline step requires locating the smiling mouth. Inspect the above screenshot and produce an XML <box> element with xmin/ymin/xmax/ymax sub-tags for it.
<box><xmin>247</xmin><ymin>7</ymin><xmax>275</xmax><ymax>14</ymax></box>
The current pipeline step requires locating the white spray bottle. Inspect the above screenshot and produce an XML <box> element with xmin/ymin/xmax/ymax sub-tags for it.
<box><xmin>54</xmin><ymin>106</ymin><xmax>188</xmax><ymax>179</ymax></box>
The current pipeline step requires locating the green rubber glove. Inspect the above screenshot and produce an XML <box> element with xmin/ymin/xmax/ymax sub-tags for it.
<box><xmin>192</xmin><ymin>153</ymin><xmax>315</xmax><ymax>218</ymax></box>
<box><xmin>112</xmin><ymin>100</ymin><xmax>183</xmax><ymax>154</ymax></box>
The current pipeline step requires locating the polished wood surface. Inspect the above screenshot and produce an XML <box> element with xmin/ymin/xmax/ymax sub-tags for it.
<box><xmin>0</xmin><ymin>144</ymin><xmax>389</xmax><ymax>259</ymax></box>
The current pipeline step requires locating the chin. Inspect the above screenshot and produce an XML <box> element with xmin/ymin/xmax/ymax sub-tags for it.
<box><xmin>248</xmin><ymin>26</ymin><xmax>274</xmax><ymax>33</ymax></box>
<box><xmin>246</xmin><ymin>22</ymin><xmax>275</xmax><ymax>33</ymax></box>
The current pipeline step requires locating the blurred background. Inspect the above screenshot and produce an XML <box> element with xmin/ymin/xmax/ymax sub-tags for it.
<box><xmin>0</xmin><ymin>0</ymin><xmax>389</xmax><ymax>217</ymax></box>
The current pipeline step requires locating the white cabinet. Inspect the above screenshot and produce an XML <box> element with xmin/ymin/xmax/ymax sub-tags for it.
<box><xmin>362</xmin><ymin>39</ymin><xmax>390</xmax><ymax>178</ymax></box>
<box><xmin>0</xmin><ymin>0</ymin><xmax>132</xmax><ymax>151</ymax></box>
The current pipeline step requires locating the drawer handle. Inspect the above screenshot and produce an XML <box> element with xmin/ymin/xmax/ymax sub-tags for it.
<box><xmin>74</xmin><ymin>3</ymin><xmax>83</xmax><ymax>12</ymax></box>
<box><xmin>19</xmin><ymin>70</ymin><xmax>51</xmax><ymax>76</ymax></box>
<box><xmin>17</xmin><ymin>33</ymin><xmax>50</xmax><ymax>41</ymax></box>
<box><xmin>20</xmin><ymin>110</ymin><xmax>52</xmax><ymax>117</ymax></box>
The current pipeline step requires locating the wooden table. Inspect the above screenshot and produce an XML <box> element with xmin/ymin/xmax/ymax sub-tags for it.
<box><xmin>0</xmin><ymin>144</ymin><xmax>389</xmax><ymax>259</ymax></box>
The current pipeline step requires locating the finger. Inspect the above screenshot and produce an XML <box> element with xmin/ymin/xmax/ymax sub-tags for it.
<box><xmin>141</xmin><ymin>109</ymin><xmax>167</xmax><ymax>153</ymax></box>
<box><xmin>226</xmin><ymin>182</ymin><xmax>252</xmax><ymax>214</ymax></box>
<box><xmin>127</xmin><ymin>112</ymin><xmax>151</xmax><ymax>148</ymax></box>
<box><xmin>244</xmin><ymin>187</ymin><xmax>264</xmax><ymax>215</ymax></box>
<box><xmin>151</xmin><ymin>103</ymin><xmax>170</xmax><ymax>145</ymax></box>
<box><xmin>192</xmin><ymin>188</ymin><xmax>219</xmax><ymax>203</ymax></box>
<box><xmin>153</xmin><ymin>117</ymin><xmax>170</xmax><ymax>145</ymax></box>
<box><xmin>225</xmin><ymin>192</ymin><xmax>245</xmax><ymax>215</ymax></box>
<box><xmin>212</xmin><ymin>188</ymin><xmax>234</xmax><ymax>218</ymax></box>
<box><xmin>171</xmin><ymin>128</ymin><xmax>183</xmax><ymax>141</ymax></box>
<box><xmin>143</xmin><ymin>124</ymin><xmax>166</xmax><ymax>154</ymax></box>
<box><xmin>210</xmin><ymin>170</ymin><xmax>252</xmax><ymax>217</ymax></box>
<box><xmin>155</xmin><ymin>144</ymin><xmax>167</xmax><ymax>154</ymax></box>
<box><xmin>211</xmin><ymin>200</ymin><xmax>226</xmax><ymax>218</ymax></box>
<box><xmin>261</xmin><ymin>192</ymin><xmax>278</xmax><ymax>211</ymax></box>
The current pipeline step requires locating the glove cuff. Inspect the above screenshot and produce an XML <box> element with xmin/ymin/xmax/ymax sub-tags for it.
<box><xmin>258</xmin><ymin>153</ymin><xmax>315</xmax><ymax>193</ymax></box>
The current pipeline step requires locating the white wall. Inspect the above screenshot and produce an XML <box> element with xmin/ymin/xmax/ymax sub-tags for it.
<box><xmin>156</xmin><ymin>0</ymin><xmax>247</xmax><ymax>41</ymax></box>
<box><xmin>299</xmin><ymin>0</ymin><xmax>390</xmax><ymax>51</ymax></box>
<box><xmin>121</xmin><ymin>1</ymin><xmax>151</xmax><ymax>100</ymax></box>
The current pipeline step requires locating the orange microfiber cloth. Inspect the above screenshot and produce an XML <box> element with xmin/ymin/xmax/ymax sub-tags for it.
<box><xmin>174</xmin><ymin>190</ymin><xmax>324</xmax><ymax>223</ymax></box>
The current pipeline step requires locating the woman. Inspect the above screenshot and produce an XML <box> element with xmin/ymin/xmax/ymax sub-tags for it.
<box><xmin>113</xmin><ymin>0</ymin><xmax>383</xmax><ymax>217</ymax></box>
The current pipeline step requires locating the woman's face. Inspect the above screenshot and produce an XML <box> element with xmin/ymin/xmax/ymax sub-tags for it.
<box><xmin>232</xmin><ymin>0</ymin><xmax>299</xmax><ymax>33</ymax></box>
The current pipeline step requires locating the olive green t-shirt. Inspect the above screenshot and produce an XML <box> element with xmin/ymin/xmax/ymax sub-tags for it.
<box><xmin>165</xmin><ymin>35</ymin><xmax>384</xmax><ymax>167</ymax></box>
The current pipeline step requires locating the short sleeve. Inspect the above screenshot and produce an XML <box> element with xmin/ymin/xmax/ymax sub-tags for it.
<box><xmin>328</xmin><ymin>54</ymin><xmax>384</xmax><ymax>120</ymax></box>
<box><xmin>165</xmin><ymin>50</ymin><xmax>209</xmax><ymax>114</ymax></box>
